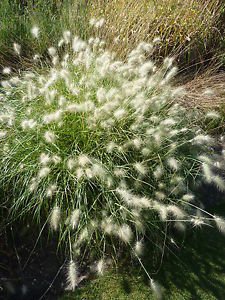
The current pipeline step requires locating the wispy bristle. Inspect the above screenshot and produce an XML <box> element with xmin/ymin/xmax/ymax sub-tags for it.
<box><xmin>67</xmin><ymin>260</ymin><xmax>78</xmax><ymax>291</ymax></box>
<box><xmin>31</xmin><ymin>26</ymin><xmax>39</xmax><ymax>38</ymax></box>
<box><xmin>96</xmin><ymin>259</ymin><xmax>105</xmax><ymax>276</ymax></box>
<box><xmin>134</xmin><ymin>240</ymin><xmax>144</xmax><ymax>257</ymax></box>
<box><xmin>13</xmin><ymin>43</ymin><xmax>21</xmax><ymax>55</ymax></box>
<box><xmin>50</xmin><ymin>206</ymin><xmax>61</xmax><ymax>231</ymax></box>
<box><xmin>150</xmin><ymin>278</ymin><xmax>163</xmax><ymax>300</ymax></box>
<box><xmin>214</xmin><ymin>215</ymin><xmax>225</xmax><ymax>235</ymax></box>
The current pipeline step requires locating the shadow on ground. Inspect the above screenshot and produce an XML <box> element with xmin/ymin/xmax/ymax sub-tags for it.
<box><xmin>63</xmin><ymin>203</ymin><xmax>225</xmax><ymax>300</ymax></box>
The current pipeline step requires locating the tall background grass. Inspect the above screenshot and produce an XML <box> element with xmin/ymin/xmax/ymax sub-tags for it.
<box><xmin>1</xmin><ymin>0</ymin><xmax>225</xmax><ymax>74</ymax></box>
<box><xmin>91</xmin><ymin>0</ymin><xmax>225</xmax><ymax>73</ymax></box>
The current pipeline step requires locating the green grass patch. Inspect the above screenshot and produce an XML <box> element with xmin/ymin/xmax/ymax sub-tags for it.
<box><xmin>0</xmin><ymin>0</ymin><xmax>90</xmax><ymax>68</ymax></box>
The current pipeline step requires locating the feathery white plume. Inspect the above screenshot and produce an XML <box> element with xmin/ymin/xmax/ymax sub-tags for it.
<box><xmin>182</xmin><ymin>194</ymin><xmax>194</xmax><ymax>202</ymax></box>
<box><xmin>13</xmin><ymin>43</ymin><xmax>21</xmax><ymax>55</ymax></box>
<box><xmin>0</xmin><ymin>131</ymin><xmax>7</xmax><ymax>139</ymax></box>
<box><xmin>44</xmin><ymin>131</ymin><xmax>55</xmax><ymax>144</ymax></box>
<box><xmin>134</xmin><ymin>162</ymin><xmax>147</xmax><ymax>175</ymax></box>
<box><xmin>202</xmin><ymin>163</ymin><xmax>213</xmax><ymax>182</ymax></box>
<box><xmin>2</xmin><ymin>67</ymin><xmax>11</xmax><ymax>75</ymax></box>
<box><xmin>214</xmin><ymin>215</ymin><xmax>225</xmax><ymax>235</ymax></box>
<box><xmin>117</xmin><ymin>224</ymin><xmax>133</xmax><ymax>243</ymax></box>
<box><xmin>39</xmin><ymin>153</ymin><xmax>51</xmax><ymax>165</ymax></box>
<box><xmin>63</xmin><ymin>30</ymin><xmax>71</xmax><ymax>44</ymax></box>
<box><xmin>46</xmin><ymin>184</ymin><xmax>57</xmax><ymax>197</ymax></box>
<box><xmin>96</xmin><ymin>259</ymin><xmax>105</xmax><ymax>276</ymax></box>
<box><xmin>212</xmin><ymin>175</ymin><xmax>225</xmax><ymax>192</ymax></box>
<box><xmin>38</xmin><ymin>167</ymin><xmax>50</xmax><ymax>179</ymax></box>
<box><xmin>153</xmin><ymin>165</ymin><xmax>163</xmax><ymax>179</ymax></box>
<box><xmin>50</xmin><ymin>206</ymin><xmax>61</xmax><ymax>231</ymax></box>
<box><xmin>67</xmin><ymin>260</ymin><xmax>78</xmax><ymax>291</ymax></box>
<box><xmin>70</xmin><ymin>209</ymin><xmax>80</xmax><ymax>230</ymax></box>
<box><xmin>31</xmin><ymin>26</ymin><xmax>39</xmax><ymax>38</ymax></box>
<box><xmin>150</xmin><ymin>278</ymin><xmax>163</xmax><ymax>300</ymax></box>
<box><xmin>167</xmin><ymin>157</ymin><xmax>179</xmax><ymax>171</ymax></box>
<box><xmin>134</xmin><ymin>240</ymin><xmax>144</xmax><ymax>256</ymax></box>
<box><xmin>48</xmin><ymin>47</ymin><xmax>57</xmax><ymax>57</ymax></box>
<box><xmin>206</xmin><ymin>111</ymin><xmax>220</xmax><ymax>119</ymax></box>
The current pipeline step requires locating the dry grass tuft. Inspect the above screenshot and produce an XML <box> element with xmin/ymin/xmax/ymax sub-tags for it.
<box><xmin>181</xmin><ymin>73</ymin><xmax>225</xmax><ymax>109</ymax></box>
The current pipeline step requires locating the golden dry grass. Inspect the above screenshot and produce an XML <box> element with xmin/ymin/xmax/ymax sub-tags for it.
<box><xmin>91</xmin><ymin>0</ymin><xmax>223</xmax><ymax>69</ymax></box>
<box><xmin>181</xmin><ymin>73</ymin><xmax>225</xmax><ymax>109</ymax></box>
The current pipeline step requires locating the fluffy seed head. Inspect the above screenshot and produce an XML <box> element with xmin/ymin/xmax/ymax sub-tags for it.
<box><xmin>52</xmin><ymin>155</ymin><xmax>61</xmax><ymax>165</ymax></box>
<box><xmin>21</xmin><ymin>119</ymin><xmax>37</xmax><ymax>130</ymax></box>
<box><xmin>202</xmin><ymin>163</ymin><xmax>213</xmax><ymax>182</ymax></box>
<box><xmin>67</xmin><ymin>261</ymin><xmax>78</xmax><ymax>291</ymax></box>
<box><xmin>31</xmin><ymin>26</ymin><xmax>39</xmax><ymax>38</ymax></box>
<box><xmin>167</xmin><ymin>157</ymin><xmax>179</xmax><ymax>171</ymax></box>
<box><xmin>46</xmin><ymin>184</ymin><xmax>57</xmax><ymax>197</ymax></box>
<box><xmin>206</xmin><ymin>111</ymin><xmax>220</xmax><ymax>119</ymax></box>
<box><xmin>153</xmin><ymin>165</ymin><xmax>163</xmax><ymax>179</ymax></box>
<box><xmin>212</xmin><ymin>175</ymin><xmax>225</xmax><ymax>192</ymax></box>
<box><xmin>117</xmin><ymin>224</ymin><xmax>133</xmax><ymax>243</ymax></box>
<box><xmin>191</xmin><ymin>216</ymin><xmax>205</xmax><ymax>228</ymax></box>
<box><xmin>48</xmin><ymin>47</ymin><xmax>57</xmax><ymax>57</ymax></box>
<box><xmin>13</xmin><ymin>43</ymin><xmax>21</xmax><ymax>55</ymax></box>
<box><xmin>44</xmin><ymin>131</ymin><xmax>56</xmax><ymax>144</ymax></box>
<box><xmin>0</xmin><ymin>131</ymin><xmax>7</xmax><ymax>139</ymax></box>
<box><xmin>150</xmin><ymin>278</ymin><xmax>163</xmax><ymax>300</ymax></box>
<box><xmin>38</xmin><ymin>167</ymin><xmax>51</xmax><ymax>179</ymax></box>
<box><xmin>134</xmin><ymin>240</ymin><xmax>144</xmax><ymax>256</ymax></box>
<box><xmin>50</xmin><ymin>206</ymin><xmax>61</xmax><ymax>231</ymax></box>
<box><xmin>134</xmin><ymin>162</ymin><xmax>147</xmax><ymax>175</ymax></box>
<box><xmin>63</xmin><ymin>30</ymin><xmax>71</xmax><ymax>44</ymax></box>
<box><xmin>67</xmin><ymin>158</ymin><xmax>76</xmax><ymax>170</ymax></box>
<box><xmin>192</xmin><ymin>134</ymin><xmax>214</xmax><ymax>145</ymax></box>
<box><xmin>2</xmin><ymin>67</ymin><xmax>11</xmax><ymax>75</ymax></box>
<box><xmin>70</xmin><ymin>209</ymin><xmax>80</xmax><ymax>230</ymax></box>
<box><xmin>78</xmin><ymin>154</ymin><xmax>90</xmax><ymax>167</ymax></box>
<box><xmin>167</xmin><ymin>205</ymin><xmax>185</xmax><ymax>219</ymax></box>
<box><xmin>96</xmin><ymin>259</ymin><xmax>105</xmax><ymax>276</ymax></box>
<box><xmin>101</xmin><ymin>217</ymin><xmax>115</xmax><ymax>235</ymax></box>
<box><xmin>155</xmin><ymin>191</ymin><xmax>166</xmax><ymax>201</ymax></box>
<box><xmin>214</xmin><ymin>216</ymin><xmax>225</xmax><ymax>235</ymax></box>
<box><xmin>39</xmin><ymin>153</ymin><xmax>51</xmax><ymax>165</ymax></box>
<box><xmin>182</xmin><ymin>194</ymin><xmax>194</xmax><ymax>202</ymax></box>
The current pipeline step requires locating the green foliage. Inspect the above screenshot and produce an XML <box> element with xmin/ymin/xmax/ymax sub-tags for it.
<box><xmin>0</xmin><ymin>0</ymin><xmax>90</xmax><ymax>67</ymax></box>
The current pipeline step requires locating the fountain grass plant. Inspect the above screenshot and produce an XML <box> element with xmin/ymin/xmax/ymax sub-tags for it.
<box><xmin>1</xmin><ymin>23</ymin><xmax>225</xmax><ymax>295</ymax></box>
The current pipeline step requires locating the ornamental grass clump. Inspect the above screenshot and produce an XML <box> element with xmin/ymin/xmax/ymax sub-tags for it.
<box><xmin>1</xmin><ymin>24</ymin><xmax>225</xmax><ymax>293</ymax></box>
